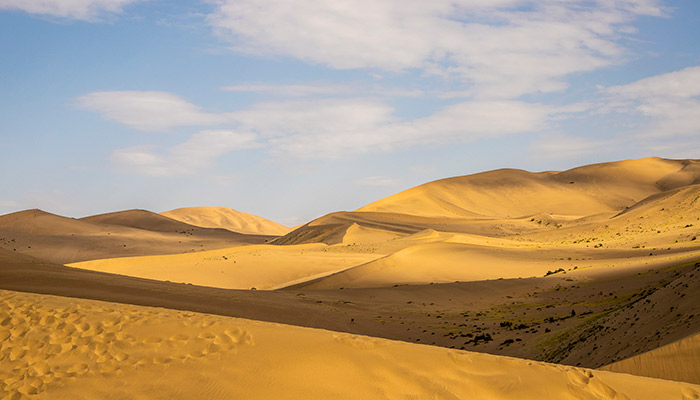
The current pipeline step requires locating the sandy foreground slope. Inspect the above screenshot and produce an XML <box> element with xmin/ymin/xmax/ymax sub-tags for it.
<box><xmin>601</xmin><ymin>332</ymin><xmax>700</xmax><ymax>385</ymax></box>
<box><xmin>1</xmin><ymin>289</ymin><xmax>699</xmax><ymax>400</ymax></box>
<box><xmin>161</xmin><ymin>206</ymin><xmax>291</xmax><ymax>236</ymax></box>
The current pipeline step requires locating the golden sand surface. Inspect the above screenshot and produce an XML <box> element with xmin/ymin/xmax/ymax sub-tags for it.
<box><xmin>1</xmin><ymin>289</ymin><xmax>699</xmax><ymax>400</ymax></box>
<box><xmin>602</xmin><ymin>332</ymin><xmax>700</xmax><ymax>385</ymax></box>
<box><xmin>161</xmin><ymin>206</ymin><xmax>291</xmax><ymax>236</ymax></box>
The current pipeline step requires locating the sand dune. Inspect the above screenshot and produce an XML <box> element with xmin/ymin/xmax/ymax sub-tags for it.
<box><xmin>601</xmin><ymin>332</ymin><xmax>700</xmax><ymax>384</ymax></box>
<box><xmin>0</xmin><ymin>209</ymin><xmax>271</xmax><ymax>264</ymax></box>
<box><xmin>2</xmin><ymin>244</ymin><xmax>699</xmax><ymax>373</ymax></box>
<box><xmin>162</xmin><ymin>206</ymin><xmax>291</xmax><ymax>236</ymax></box>
<box><xmin>1</xmin><ymin>289</ymin><xmax>698</xmax><ymax>400</ymax></box>
<box><xmin>68</xmin><ymin>243</ymin><xmax>381</xmax><ymax>290</ymax></box>
<box><xmin>358</xmin><ymin>158</ymin><xmax>700</xmax><ymax>218</ymax></box>
<box><xmin>3</xmin><ymin>157</ymin><xmax>700</xmax><ymax>396</ymax></box>
<box><xmin>80</xmin><ymin>209</ymin><xmax>230</xmax><ymax>234</ymax></box>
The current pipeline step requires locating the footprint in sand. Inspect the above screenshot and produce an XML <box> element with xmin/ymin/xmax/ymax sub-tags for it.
<box><xmin>152</xmin><ymin>356</ymin><xmax>172</xmax><ymax>365</ymax></box>
<box><xmin>566</xmin><ymin>369</ymin><xmax>630</xmax><ymax>400</ymax></box>
<box><xmin>224</xmin><ymin>328</ymin><xmax>254</xmax><ymax>346</ymax></box>
<box><xmin>683</xmin><ymin>387</ymin><xmax>700</xmax><ymax>400</ymax></box>
<box><xmin>333</xmin><ymin>334</ymin><xmax>376</xmax><ymax>350</ymax></box>
<box><xmin>447</xmin><ymin>350</ymin><xmax>473</xmax><ymax>367</ymax></box>
<box><xmin>143</xmin><ymin>337</ymin><xmax>163</xmax><ymax>345</ymax></box>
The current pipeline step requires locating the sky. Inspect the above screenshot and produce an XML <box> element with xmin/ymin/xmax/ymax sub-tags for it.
<box><xmin>1</xmin><ymin>0</ymin><xmax>699</xmax><ymax>226</ymax></box>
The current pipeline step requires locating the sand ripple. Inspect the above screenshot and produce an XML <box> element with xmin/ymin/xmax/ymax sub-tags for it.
<box><xmin>0</xmin><ymin>290</ymin><xmax>253</xmax><ymax>399</ymax></box>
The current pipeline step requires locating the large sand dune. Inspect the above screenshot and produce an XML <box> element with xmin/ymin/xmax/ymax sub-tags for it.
<box><xmin>161</xmin><ymin>206</ymin><xmax>291</xmax><ymax>235</ymax></box>
<box><xmin>1</xmin><ymin>289</ymin><xmax>698</xmax><ymax>400</ymax></box>
<box><xmin>359</xmin><ymin>158</ymin><xmax>700</xmax><ymax>218</ymax></box>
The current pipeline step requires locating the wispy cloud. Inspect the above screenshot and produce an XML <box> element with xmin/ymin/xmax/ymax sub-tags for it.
<box><xmin>112</xmin><ymin>130</ymin><xmax>260</xmax><ymax>176</ymax></box>
<box><xmin>222</xmin><ymin>82</ymin><xmax>426</xmax><ymax>98</ymax></box>
<box><xmin>234</xmin><ymin>98</ymin><xmax>556</xmax><ymax>158</ymax></box>
<box><xmin>108</xmin><ymin>94</ymin><xmax>561</xmax><ymax>175</ymax></box>
<box><xmin>601</xmin><ymin>65</ymin><xmax>700</xmax><ymax>138</ymax></box>
<box><xmin>76</xmin><ymin>91</ymin><xmax>229</xmax><ymax>132</ymax></box>
<box><xmin>353</xmin><ymin>176</ymin><xmax>403</xmax><ymax>187</ymax></box>
<box><xmin>208</xmin><ymin>0</ymin><xmax>664</xmax><ymax>99</ymax></box>
<box><xmin>531</xmin><ymin>133</ymin><xmax>618</xmax><ymax>160</ymax></box>
<box><xmin>0</xmin><ymin>0</ymin><xmax>141</xmax><ymax>21</ymax></box>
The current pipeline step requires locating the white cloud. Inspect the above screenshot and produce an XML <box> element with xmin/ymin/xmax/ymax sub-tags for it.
<box><xmin>353</xmin><ymin>176</ymin><xmax>402</xmax><ymax>187</ymax></box>
<box><xmin>106</xmin><ymin>92</ymin><xmax>560</xmax><ymax>175</ymax></box>
<box><xmin>208</xmin><ymin>0</ymin><xmax>664</xmax><ymax>98</ymax></box>
<box><xmin>222</xmin><ymin>83</ymin><xmax>425</xmax><ymax>98</ymax></box>
<box><xmin>228</xmin><ymin>98</ymin><xmax>555</xmax><ymax>158</ymax></box>
<box><xmin>76</xmin><ymin>91</ymin><xmax>229</xmax><ymax>132</ymax></box>
<box><xmin>606</xmin><ymin>66</ymin><xmax>700</xmax><ymax>99</ymax></box>
<box><xmin>222</xmin><ymin>83</ymin><xmax>353</xmax><ymax>97</ymax></box>
<box><xmin>112</xmin><ymin>130</ymin><xmax>260</xmax><ymax>176</ymax></box>
<box><xmin>0</xmin><ymin>0</ymin><xmax>141</xmax><ymax>20</ymax></box>
<box><xmin>531</xmin><ymin>133</ymin><xmax>617</xmax><ymax>160</ymax></box>
<box><xmin>602</xmin><ymin>65</ymin><xmax>700</xmax><ymax>138</ymax></box>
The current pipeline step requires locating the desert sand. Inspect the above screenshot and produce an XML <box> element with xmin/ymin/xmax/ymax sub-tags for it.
<box><xmin>0</xmin><ymin>209</ymin><xmax>273</xmax><ymax>264</ymax></box>
<box><xmin>1</xmin><ymin>289</ymin><xmax>698</xmax><ymax>400</ymax></box>
<box><xmin>2</xmin><ymin>157</ymin><xmax>700</xmax><ymax>398</ymax></box>
<box><xmin>161</xmin><ymin>206</ymin><xmax>291</xmax><ymax>236</ymax></box>
<box><xmin>601</xmin><ymin>332</ymin><xmax>700</xmax><ymax>384</ymax></box>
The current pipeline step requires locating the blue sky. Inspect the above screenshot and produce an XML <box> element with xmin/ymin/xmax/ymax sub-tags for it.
<box><xmin>1</xmin><ymin>0</ymin><xmax>699</xmax><ymax>226</ymax></box>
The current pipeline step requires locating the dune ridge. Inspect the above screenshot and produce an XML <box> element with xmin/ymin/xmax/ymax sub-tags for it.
<box><xmin>358</xmin><ymin>158</ymin><xmax>700</xmax><ymax>218</ymax></box>
<box><xmin>161</xmin><ymin>206</ymin><xmax>291</xmax><ymax>236</ymax></box>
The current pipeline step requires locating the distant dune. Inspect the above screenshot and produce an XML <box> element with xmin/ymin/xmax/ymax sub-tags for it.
<box><xmin>80</xmin><ymin>209</ymin><xmax>225</xmax><ymax>233</ymax></box>
<box><xmin>162</xmin><ymin>206</ymin><xmax>291</xmax><ymax>236</ymax></box>
<box><xmin>0</xmin><ymin>209</ymin><xmax>272</xmax><ymax>264</ymax></box>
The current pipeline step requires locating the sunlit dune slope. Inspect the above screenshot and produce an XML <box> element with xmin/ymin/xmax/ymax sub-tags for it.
<box><xmin>358</xmin><ymin>158</ymin><xmax>700</xmax><ymax>218</ymax></box>
<box><xmin>162</xmin><ymin>206</ymin><xmax>291</xmax><ymax>236</ymax></box>
<box><xmin>601</xmin><ymin>332</ymin><xmax>700</xmax><ymax>384</ymax></box>
<box><xmin>68</xmin><ymin>244</ymin><xmax>381</xmax><ymax>290</ymax></box>
<box><xmin>1</xmin><ymin>289</ymin><xmax>698</xmax><ymax>400</ymax></box>
<box><xmin>0</xmin><ymin>209</ymin><xmax>270</xmax><ymax>264</ymax></box>
<box><xmin>273</xmin><ymin>210</ymin><xmax>547</xmax><ymax>246</ymax></box>
<box><xmin>523</xmin><ymin>183</ymin><xmax>700</xmax><ymax>248</ymax></box>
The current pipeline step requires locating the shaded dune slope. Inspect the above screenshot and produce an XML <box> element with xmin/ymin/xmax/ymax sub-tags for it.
<box><xmin>0</xmin><ymin>209</ymin><xmax>271</xmax><ymax>264</ymax></box>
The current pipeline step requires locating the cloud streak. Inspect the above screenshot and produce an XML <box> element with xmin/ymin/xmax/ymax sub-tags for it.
<box><xmin>602</xmin><ymin>65</ymin><xmax>700</xmax><ymax>138</ymax></box>
<box><xmin>104</xmin><ymin>91</ymin><xmax>563</xmax><ymax>175</ymax></box>
<box><xmin>76</xmin><ymin>91</ymin><xmax>229</xmax><ymax>132</ymax></box>
<box><xmin>208</xmin><ymin>0</ymin><xmax>664</xmax><ymax>98</ymax></box>
<box><xmin>0</xmin><ymin>0</ymin><xmax>141</xmax><ymax>20</ymax></box>
<box><xmin>112</xmin><ymin>130</ymin><xmax>260</xmax><ymax>176</ymax></box>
